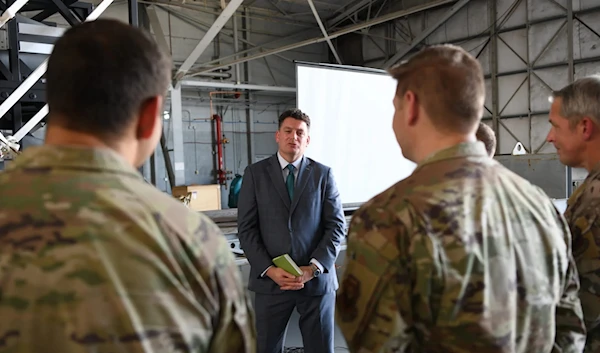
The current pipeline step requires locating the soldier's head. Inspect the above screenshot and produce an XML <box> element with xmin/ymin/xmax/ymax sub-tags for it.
<box><xmin>387</xmin><ymin>44</ymin><xmax>485</xmax><ymax>163</ymax></box>
<box><xmin>45</xmin><ymin>19</ymin><xmax>171</xmax><ymax>168</ymax></box>
<box><xmin>547</xmin><ymin>75</ymin><xmax>600</xmax><ymax>171</ymax></box>
<box><xmin>476</xmin><ymin>122</ymin><xmax>496</xmax><ymax>157</ymax></box>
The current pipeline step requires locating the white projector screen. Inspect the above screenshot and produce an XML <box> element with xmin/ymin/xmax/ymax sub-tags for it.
<box><xmin>297</xmin><ymin>62</ymin><xmax>417</xmax><ymax>206</ymax></box>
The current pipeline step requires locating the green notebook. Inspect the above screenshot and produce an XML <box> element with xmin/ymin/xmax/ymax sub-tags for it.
<box><xmin>272</xmin><ymin>254</ymin><xmax>303</xmax><ymax>277</ymax></box>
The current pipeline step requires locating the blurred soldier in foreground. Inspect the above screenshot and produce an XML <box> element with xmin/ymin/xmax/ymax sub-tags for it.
<box><xmin>0</xmin><ymin>19</ymin><xmax>255</xmax><ymax>353</ymax></box>
<box><xmin>547</xmin><ymin>75</ymin><xmax>600</xmax><ymax>352</ymax></box>
<box><xmin>476</xmin><ymin>121</ymin><xmax>496</xmax><ymax>157</ymax></box>
<box><xmin>336</xmin><ymin>44</ymin><xmax>586</xmax><ymax>353</ymax></box>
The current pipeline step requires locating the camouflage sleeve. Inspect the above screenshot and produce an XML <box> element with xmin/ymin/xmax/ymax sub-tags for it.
<box><xmin>186</xmin><ymin>214</ymin><xmax>257</xmax><ymax>353</ymax></box>
<box><xmin>553</xmin><ymin>210</ymin><xmax>587</xmax><ymax>353</ymax></box>
<box><xmin>567</xmin><ymin>181</ymin><xmax>600</xmax><ymax>348</ymax></box>
<box><xmin>336</xmin><ymin>206</ymin><xmax>413</xmax><ymax>353</ymax></box>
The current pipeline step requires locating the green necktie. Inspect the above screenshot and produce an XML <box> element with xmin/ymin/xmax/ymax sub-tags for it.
<box><xmin>286</xmin><ymin>164</ymin><xmax>295</xmax><ymax>200</ymax></box>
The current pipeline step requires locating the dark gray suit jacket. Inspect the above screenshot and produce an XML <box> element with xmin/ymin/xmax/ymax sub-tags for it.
<box><xmin>237</xmin><ymin>154</ymin><xmax>346</xmax><ymax>296</ymax></box>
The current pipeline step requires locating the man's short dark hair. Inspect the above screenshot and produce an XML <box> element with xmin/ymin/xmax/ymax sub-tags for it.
<box><xmin>46</xmin><ymin>19</ymin><xmax>172</xmax><ymax>138</ymax></box>
<box><xmin>476</xmin><ymin>122</ymin><xmax>496</xmax><ymax>157</ymax></box>
<box><xmin>278</xmin><ymin>109</ymin><xmax>311</xmax><ymax>129</ymax></box>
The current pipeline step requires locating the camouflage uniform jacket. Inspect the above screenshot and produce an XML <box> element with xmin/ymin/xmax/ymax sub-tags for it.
<box><xmin>336</xmin><ymin>142</ymin><xmax>586</xmax><ymax>353</ymax></box>
<box><xmin>565</xmin><ymin>162</ymin><xmax>600</xmax><ymax>352</ymax></box>
<box><xmin>0</xmin><ymin>145</ymin><xmax>256</xmax><ymax>353</ymax></box>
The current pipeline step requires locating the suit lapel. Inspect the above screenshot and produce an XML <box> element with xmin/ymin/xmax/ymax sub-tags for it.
<box><xmin>290</xmin><ymin>157</ymin><xmax>313</xmax><ymax>215</ymax></box>
<box><xmin>267</xmin><ymin>155</ymin><xmax>291</xmax><ymax>210</ymax></box>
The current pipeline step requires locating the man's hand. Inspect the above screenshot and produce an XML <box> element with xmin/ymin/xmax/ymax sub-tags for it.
<box><xmin>299</xmin><ymin>266</ymin><xmax>314</xmax><ymax>284</ymax></box>
<box><xmin>266</xmin><ymin>267</ymin><xmax>303</xmax><ymax>291</ymax></box>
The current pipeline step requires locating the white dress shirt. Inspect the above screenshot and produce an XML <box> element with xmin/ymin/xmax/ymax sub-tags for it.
<box><xmin>260</xmin><ymin>152</ymin><xmax>324</xmax><ymax>278</ymax></box>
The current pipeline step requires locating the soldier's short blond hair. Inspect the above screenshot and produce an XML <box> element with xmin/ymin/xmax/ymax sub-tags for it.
<box><xmin>476</xmin><ymin>122</ymin><xmax>496</xmax><ymax>157</ymax></box>
<box><xmin>387</xmin><ymin>44</ymin><xmax>485</xmax><ymax>134</ymax></box>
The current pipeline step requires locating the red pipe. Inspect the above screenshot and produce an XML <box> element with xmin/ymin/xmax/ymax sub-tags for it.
<box><xmin>213</xmin><ymin>114</ymin><xmax>226</xmax><ymax>186</ymax></box>
<box><xmin>208</xmin><ymin>91</ymin><xmax>240</xmax><ymax>186</ymax></box>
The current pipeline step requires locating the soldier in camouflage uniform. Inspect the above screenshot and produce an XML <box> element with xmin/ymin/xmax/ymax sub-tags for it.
<box><xmin>0</xmin><ymin>19</ymin><xmax>255</xmax><ymax>353</ymax></box>
<box><xmin>476</xmin><ymin>122</ymin><xmax>496</xmax><ymax>157</ymax></box>
<box><xmin>547</xmin><ymin>75</ymin><xmax>600</xmax><ymax>352</ymax></box>
<box><xmin>336</xmin><ymin>44</ymin><xmax>586</xmax><ymax>353</ymax></box>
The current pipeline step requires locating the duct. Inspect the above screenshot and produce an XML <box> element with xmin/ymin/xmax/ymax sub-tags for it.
<box><xmin>173</xmin><ymin>0</ymin><xmax>244</xmax><ymax>82</ymax></box>
<box><xmin>382</xmin><ymin>0</ymin><xmax>471</xmax><ymax>68</ymax></box>
<box><xmin>181</xmin><ymin>79</ymin><xmax>296</xmax><ymax>93</ymax></box>
<box><xmin>308</xmin><ymin>0</ymin><xmax>342</xmax><ymax>64</ymax></box>
<box><xmin>185</xmin><ymin>0</ymin><xmax>456</xmax><ymax>76</ymax></box>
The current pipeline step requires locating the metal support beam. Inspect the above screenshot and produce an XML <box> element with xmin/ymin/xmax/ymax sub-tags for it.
<box><xmin>0</xmin><ymin>0</ymin><xmax>115</xmax><ymax>121</ymax></box>
<box><xmin>146</xmin><ymin>6</ymin><xmax>170</xmax><ymax>54</ymax></box>
<box><xmin>7</xmin><ymin>0</ymin><xmax>22</xmax><ymax>133</ymax></box>
<box><xmin>327</xmin><ymin>0</ymin><xmax>372</xmax><ymax>29</ymax></box>
<box><xmin>187</xmin><ymin>0</ymin><xmax>455</xmax><ymax>76</ymax></box>
<box><xmin>181</xmin><ymin>79</ymin><xmax>296</xmax><ymax>92</ymax></box>
<box><xmin>0</xmin><ymin>0</ymin><xmax>28</xmax><ymax>28</ymax></box>
<box><xmin>170</xmin><ymin>84</ymin><xmax>185</xmax><ymax>186</ymax></box>
<box><xmin>12</xmin><ymin>105</ymin><xmax>48</xmax><ymax>142</ymax></box>
<box><xmin>382</xmin><ymin>0</ymin><xmax>470</xmax><ymax>68</ymax></box>
<box><xmin>158</xmin><ymin>5</ymin><xmax>296</xmax><ymax>64</ymax></box>
<box><xmin>173</xmin><ymin>0</ymin><xmax>244</xmax><ymax>82</ymax></box>
<box><xmin>50</xmin><ymin>0</ymin><xmax>80</xmax><ymax>26</ymax></box>
<box><xmin>308</xmin><ymin>0</ymin><xmax>342</xmax><ymax>64</ymax></box>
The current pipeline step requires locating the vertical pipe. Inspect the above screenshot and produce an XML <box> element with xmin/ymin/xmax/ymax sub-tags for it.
<box><xmin>232</xmin><ymin>14</ymin><xmax>241</xmax><ymax>85</ymax></box>
<box><xmin>526</xmin><ymin>0</ymin><xmax>532</xmax><ymax>155</ymax></box>
<box><xmin>242</xmin><ymin>7</ymin><xmax>255</xmax><ymax>166</ymax></box>
<box><xmin>566</xmin><ymin>0</ymin><xmax>574</xmax><ymax>197</ymax></box>
<box><xmin>129</xmin><ymin>0</ymin><xmax>143</xmax><ymax>175</ymax></box>
<box><xmin>488</xmin><ymin>0</ymin><xmax>499</xmax><ymax>153</ymax></box>
<box><xmin>214</xmin><ymin>114</ymin><xmax>225</xmax><ymax>185</ymax></box>
<box><xmin>160</xmin><ymin>133</ymin><xmax>175</xmax><ymax>190</ymax></box>
<box><xmin>128</xmin><ymin>0</ymin><xmax>139</xmax><ymax>27</ymax></box>
<box><xmin>150</xmin><ymin>145</ymin><xmax>156</xmax><ymax>185</ymax></box>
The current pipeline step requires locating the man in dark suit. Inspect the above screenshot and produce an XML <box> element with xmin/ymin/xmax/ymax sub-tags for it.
<box><xmin>237</xmin><ymin>108</ymin><xmax>346</xmax><ymax>353</ymax></box>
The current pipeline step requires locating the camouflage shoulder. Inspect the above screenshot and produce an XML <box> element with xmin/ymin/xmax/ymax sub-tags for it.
<box><xmin>139</xmin><ymin>185</ymin><xmax>247</xmax><ymax>298</ymax></box>
<box><xmin>348</xmin><ymin>189</ymin><xmax>411</xmax><ymax>263</ymax></box>
<box><xmin>566</xmin><ymin>176</ymin><xmax>600</xmax><ymax>222</ymax></box>
<box><xmin>119</xmin><ymin>181</ymin><xmax>232</xmax><ymax>262</ymax></box>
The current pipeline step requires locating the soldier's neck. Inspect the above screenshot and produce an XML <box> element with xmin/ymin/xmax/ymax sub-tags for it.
<box><xmin>44</xmin><ymin>124</ymin><xmax>137</xmax><ymax>167</ymax></box>
<box><xmin>412</xmin><ymin>133</ymin><xmax>476</xmax><ymax>164</ymax></box>
<box><xmin>582</xmin><ymin>146</ymin><xmax>600</xmax><ymax>172</ymax></box>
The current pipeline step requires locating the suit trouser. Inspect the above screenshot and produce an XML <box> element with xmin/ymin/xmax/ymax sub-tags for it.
<box><xmin>254</xmin><ymin>291</ymin><xmax>335</xmax><ymax>353</ymax></box>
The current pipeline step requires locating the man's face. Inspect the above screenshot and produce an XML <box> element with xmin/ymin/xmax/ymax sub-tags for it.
<box><xmin>546</xmin><ymin>97</ymin><xmax>586</xmax><ymax>168</ymax></box>
<box><xmin>276</xmin><ymin>117</ymin><xmax>310</xmax><ymax>160</ymax></box>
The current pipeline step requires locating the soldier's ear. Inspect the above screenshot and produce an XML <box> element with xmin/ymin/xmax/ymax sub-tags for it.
<box><xmin>405</xmin><ymin>90</ymin><xmax>419</xmax><ymax>126</ymax></box>
<box><xmin>137</xmin><ymin>96</ymin><xmax>162</xmax><ymax>139</ymax></box>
